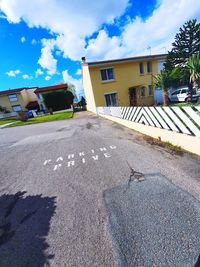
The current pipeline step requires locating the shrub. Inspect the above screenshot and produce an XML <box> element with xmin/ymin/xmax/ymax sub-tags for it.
<box><xmin>18</xmin><ymin>111</ymin><xmax>28</xmax><ymax>122</ymax></box>
<box><xmin>43</xmin><ymin>90</ymin><xmax>74</xmax><ymax>111</ymax></box>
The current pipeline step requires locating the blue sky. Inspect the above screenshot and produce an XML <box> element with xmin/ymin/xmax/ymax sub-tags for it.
<box><xmin>0</xmin><ymin>0</ymin><xmax>200</xmax><ymax>98</ymax></box>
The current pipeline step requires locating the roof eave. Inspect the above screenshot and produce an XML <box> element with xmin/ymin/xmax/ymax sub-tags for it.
<box><xmin>87</xmin><ymin>54</ymin><xmax>167</xmax><ymax>68</ymax></box>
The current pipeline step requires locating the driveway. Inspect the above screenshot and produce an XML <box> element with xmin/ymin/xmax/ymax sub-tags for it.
<box><xmin>0</xmin><ymin>112</ymin><xmax>200</xmax><ymax>266</ymax></box>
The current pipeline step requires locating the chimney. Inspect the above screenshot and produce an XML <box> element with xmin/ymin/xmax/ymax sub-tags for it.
<box><xmin>81</xmin><ymin>57</ymin><xmax>86</xmax><ymax>64</ymax></box>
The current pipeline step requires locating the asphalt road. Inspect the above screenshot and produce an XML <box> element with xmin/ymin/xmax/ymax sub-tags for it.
<box><xmin>0</xmin><ymin>111</ymin><xmax>200</xmax><ymax>267</ymax></box>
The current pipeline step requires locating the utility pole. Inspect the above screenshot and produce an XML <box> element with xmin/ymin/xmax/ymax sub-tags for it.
<box><xmin>161</xmin><ymin>47</ymin><xmax>167</xmax><ymax>54</ymax></box>
<box><xmin>147</xmin><ymin>46</ymin><xmax>151</xmax><ymax>55</ymax></box>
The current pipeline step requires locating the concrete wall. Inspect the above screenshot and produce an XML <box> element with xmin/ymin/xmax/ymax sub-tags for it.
<box><xmin>82</xmin><ymin>64</ymin><xmax>97</xmax><ymax>113</ymax></box>
<box><xmin>98</xmin><ymin>113</ymin><xmax>200</xmax><ymax>156</ymax></box>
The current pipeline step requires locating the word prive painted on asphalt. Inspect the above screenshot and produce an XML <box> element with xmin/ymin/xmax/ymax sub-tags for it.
<box><xmin>43</xmin><ymin>145</ymin><xmax>117</xmax><ymax>171</ymax></box>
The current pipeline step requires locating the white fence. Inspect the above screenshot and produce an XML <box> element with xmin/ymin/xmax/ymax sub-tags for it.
<box><xmin>97</xmin><ymin>106</ymin><xmax>200</xmax><ymax>137</ymax></box>
<box><xmin>0</xmin><ymin>112</ymin><xmax>18</xmax><ymax>119</ymax></box>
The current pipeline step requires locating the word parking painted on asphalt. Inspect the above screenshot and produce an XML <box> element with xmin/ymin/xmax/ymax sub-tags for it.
<box><xmin>43</xmin><ymin>145</ymin><xmax>117</xmax><ymax>171</ymax></box>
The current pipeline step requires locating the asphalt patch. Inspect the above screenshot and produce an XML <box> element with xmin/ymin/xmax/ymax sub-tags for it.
<box><xmin>103</xmin><ymin>174</ymin><xmax>200</xmax><ymax>267</ymax></box>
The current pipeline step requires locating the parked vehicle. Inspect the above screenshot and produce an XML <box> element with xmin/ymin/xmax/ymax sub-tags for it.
<box><xmin>168</xmin><ymin>87</ymin><xmax>199</xmax><ymax>103</ymax></box>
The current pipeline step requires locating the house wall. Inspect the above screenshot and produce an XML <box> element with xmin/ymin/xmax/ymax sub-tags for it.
<box><xmin>82</xmin><ymin>57</ymin><xmax>166</xmax><ymax>111</ymax></box>
<box><xmin>21</xmin><ymin>88</ymin><xmax>38</xmax><ymax>106</ymax></box>
<box><xmin>0</xmin><ymin>92</ymin><xmax>26</xmax><ymax>112</ymax></box>
<box><xmin>82</xmin><ymin>64</ymin><xmax>97</xmax><ymax>113</ymax></box>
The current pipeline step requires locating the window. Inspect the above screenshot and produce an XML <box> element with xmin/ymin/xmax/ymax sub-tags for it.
<box><xmin>12</xmin><ymin>105</ymin><xmax>22</xmax><ymax>112</ymax></box>
<box><xmin>8</xmin><ymin>93</ymin><xmax>17</xmax><ymax>102</ymax></box>
<box><xmin>139</xmin><ymin>63</ymin><xmax>144</xmax><ymax>74</ymax></box>
<box><xmin>192</xmin><ymin>88</ymin><xmax>196</xmax><ymax>94</ymax></box>
<box><xmin>181</xmin><ymin>89</ymin><xmax>187</xmax><ymax>94</ymax></box>
<box><xmin>172</xmin><ymin>90</ymin><xmax>181</xmax><ymax>96</ymax></box>
<box><xmin>140</xmin><ymin>87</ymin><xmax>145</xmax><ymax>97</ymax></box>
<box><xmin>38</xmin><ymin>94</ymin><xmax>43</xmax><ymax>100</ymax></box>
<box><xmin>148</xmin><ymin>85</ymin><xmax>153</xmax><ymax>95</ymax></box>
<box><xmin>147</xmin><ymin>61</ymin><xmax>152</xmax><ymax>73</ymax></box>
<box><xmin>105</xmin><ymin>93</ymin><xmax>117</xmax><ymax>106</ymax></box>
<box><xmin>100</xmin><ymin>68</ymin><xmax>114</xmax><ymax>81</ymax></box>
<box><xmin>158</xmin><ymin>60</ymin><xmax>165</xmax><ymax>73</ymax></box>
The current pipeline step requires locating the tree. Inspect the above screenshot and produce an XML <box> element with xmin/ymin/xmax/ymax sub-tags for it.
<box><xmin>164</xmin><ymin>19</ymin><xmax>200</xmax><ymax>102</ymax></box>
<box><xmin>80</xmin><ymin>96</ymin><xmax>86</xmax><ymax>110</ymax></box>
<box><xmin>165</xmin><ymin>19</ymin><xmax>200</xmax><ymax>71</ymax></box>
<box><xmin>66</xmin><ymin>83</ymin><xmax>79</xmax><ymax>103</ymax></box>
<box><xmin>186</xmin><ymin>54</ymin><xmax>200</xmax><ymax>103</ymax></box>
<box><xmin>186</xmin><ymin>54</ymin><xmax>200</xmax><ymax>90</ymax></box>
<box><xmin>0</xmin><ymin>106</ymin><xmax>10</xmax><ymax>113</ymax></box>
<box><xmin>153</xmin><ymin>69</ymin><xmax>182</xmax><ymax>106</ymax></box>
<box><xmin>43</xmin><ymin>90</ymin><xmax>74</xmax><ymax>111</ymax></box>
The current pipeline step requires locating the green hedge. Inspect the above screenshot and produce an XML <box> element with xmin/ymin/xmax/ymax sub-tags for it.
<box><xmin>43</xmin><ymin>90</ymin><xmax>74</xmax><ymax>111</ymax></box>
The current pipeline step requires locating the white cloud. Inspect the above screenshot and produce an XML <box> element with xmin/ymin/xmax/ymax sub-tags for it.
<box><xmin>86</xmin><ymin>30</ymin><xmax>125</xmax><ymax>61</ymax></box>
<box><xmin>22</xmin><ymin>74</ymin><xmax>32</xmax><ymax>79</ymax></box>
<box><xmin>1</xmin><ymin>0</ymin><xmax>200</xmax><ymax>67</ymax></box>
<box><xmin>62</xmin><ymin>70</ymin><xmax>84</xmax><ymax>98</ymax></box>
<box><xmin>31</xmin><ymin>38</ymin><xmax>37</xmax><ymax>45</ymax></box>
<box><xmin>45</xmin><ymin>75</ymin><xmax>51</xmax><ymax>81</ymax></box>
<box><xmin>21</xmin><ymin>36</ymin><xmax>26</xmax><ymax>43</ymax></box>
<box><xmin>6</xmin><ymin>69</ymin><xmax>21</xmax><ymax>77</ymax></box>
<box><xmin>76</xmin><ymin>69</ymin><xmax>82</xmax><ymax>75</ymax></box>
<box><xmin>55</xmin><ymin>50</ymin><xmax>62</xmax><ymax>56</ymax></box>
<box><xmin>38</xmin><ymin>38</ymin><xmax>57</xmax><ymax>75</ymax></box>
<box><xmin>35</xmin><ymin>68</ymin><xmax>44</xmax><ymax>76</ymax></box>
<box><xmin>0</xmin><ymin>0</ymin><xmax>128</xmax><ymax>62</ymax></box>
<box><xmin>85</xmin><ymin>0</ymin><xmax>200</xmax><ymax>60</ymax></box>
<box><xmin>0</xmin><ymin>13</ymin><xmax>6</xmax><ymax>19</ymax></box>
<box><xmin>120</xmin><ymin>0</ymin><xmax>200</xmax><ymax>56</ymax></box>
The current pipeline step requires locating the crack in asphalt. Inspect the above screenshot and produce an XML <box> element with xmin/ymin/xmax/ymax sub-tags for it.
<box><xmin>123</xmin><ymin>161</ymin><xmax>145</xmax><ymax>193</ymax></box>
<box><xmin>127</xmin><ymin>161</ymin><xmax>145</xmax><ymax>184</ymax></box>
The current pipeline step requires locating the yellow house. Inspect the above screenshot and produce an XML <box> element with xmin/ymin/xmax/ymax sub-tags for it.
<box><xmin>0</xmin><ymin>87</ymin><xmax>38</xmax><ymax>113</ymax></box>
<box><xmin>82</xmin><ymin>54</ymin><xmax>166</xmax><ymax>113</ymax></box>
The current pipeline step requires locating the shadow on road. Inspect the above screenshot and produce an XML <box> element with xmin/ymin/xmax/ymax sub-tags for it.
<box><xmin>0</xmin><ymin>191</ymin><xmax>56</xmax><ymax>267</ymax></box>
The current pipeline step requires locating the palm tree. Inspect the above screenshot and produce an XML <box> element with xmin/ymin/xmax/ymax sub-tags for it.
<box><xmin>153</xmin><ymin>69</ymin><xmax>182</xmax><ymax>106</ymax></box>
<box><xmin>186</xmin><ymin>54</ymin><xmax>200</xmax><ymax>100</ymax></box>
<box><xmin>154</xmin><ymin>70</ymin><xmax>169</xmax><ymax>106</ymax></box>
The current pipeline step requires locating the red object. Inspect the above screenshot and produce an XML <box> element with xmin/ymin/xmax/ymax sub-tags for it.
<box><xmin>34</xmin><ymin>83</ymin><xmax>68</xmax><ymax>94</ymax></box>
<box><xmin>26</xmin><ymin>101</ymin><xmax>39</xmax><ymax>109</ymax></box>
<box><xmin>0</xmin><ymin>88</ymin><xmax>25</xmax><ymax>96</ymax></box>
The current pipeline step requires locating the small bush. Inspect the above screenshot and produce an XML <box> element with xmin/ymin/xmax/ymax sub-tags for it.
<box><xmin>18</xmin><ymin>111</ymin><xmax>28</xmax><ymax>122</ymax></box>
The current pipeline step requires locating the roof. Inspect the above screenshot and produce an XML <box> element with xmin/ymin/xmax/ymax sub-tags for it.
<box><xmin>87</xmin><ymin>54</ymin><xmax>167</xmax><ymax>67</ymax></box>
<box><xmin>34</xmin><ymin>83</ymin><xmax>68</xmax><ymax>94</ymax></box>
<box><xmin>26</xmin><ymin>101</ymin><xmax>39</xmax><ymax>109</ymax></box>
<box><xmin>0</xmin><ymin>88</ymin><xmax>25</xmax><ymax>96</ymax></box>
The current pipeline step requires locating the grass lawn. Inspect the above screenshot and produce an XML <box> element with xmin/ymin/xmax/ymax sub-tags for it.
<box><xmin>7</xmin><ymin>111</ymin><xmax>73</xmax><ymax>127</ymax></box>
<box><xmin>0</xmin><ymin>118</ymin><xmax>18</xmax><ymax>125</ymax></box>
<box><xmin>170</xmin><ymin>102</ymin><xmax>197</xmax><ymax>107</ymax></box>
<box><xmin>159</xmin><ymin>102</ymin><xmax>198</xmax><ymax>108</ymax></box>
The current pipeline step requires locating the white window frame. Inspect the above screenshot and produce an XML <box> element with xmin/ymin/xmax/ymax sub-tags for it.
<box><xmin>104</xmin><ymin>91</ymin><xmax>118</xmax><ymax>107</ymax></box>
<box><xmin>8</xmin><ymin>93</ymin><xmax>18</xmax><ymax>102</ymax></box>
<box><xmin>12</xmin><ymin>105</ymin><xmax>22</xmax><ymax>112</ymax></box>
<box><xmin>100</xmin><ymin>67</ymin><xmax>115</xmax><ymax>82</ymax></box>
